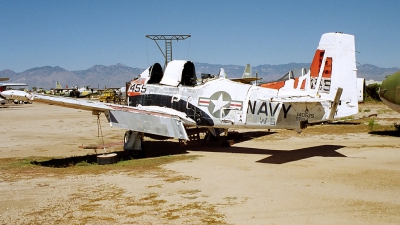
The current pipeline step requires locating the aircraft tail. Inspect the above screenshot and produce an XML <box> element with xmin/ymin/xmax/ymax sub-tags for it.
<box><xmin>310</xmin><ymin>32</ymin><xmax>358</xmax><ymax>118</ymax></box>
<box><xmin>242</xmin><ymin>64</ymin><xmax>252</xmax><ymax>78</ymax></box>
<box><xmin>218</xmin><ymin>68</ymin><xmax>227</xmax><ymax>78</ymax></box>
<box><xmin>255</xmin><ymin>33</ymin><xmax>358</xmax><ymax>119</ymax></box>
<box><xmin>56</xmin><ymin>81</ymin><xmax>61</xmax><ymax>89</ymax></box>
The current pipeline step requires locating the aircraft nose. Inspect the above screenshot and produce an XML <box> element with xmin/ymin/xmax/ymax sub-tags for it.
<box><xmin>379</xmin><ymin>71</ymin><xmax>400</xmax><ymax>104</ymax></box>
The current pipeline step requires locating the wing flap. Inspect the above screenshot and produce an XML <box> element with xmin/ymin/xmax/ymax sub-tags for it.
<box><xmin>109</xmin><ymin>110</ymin><xmax>189</xmax><ymax>140</ymax></box>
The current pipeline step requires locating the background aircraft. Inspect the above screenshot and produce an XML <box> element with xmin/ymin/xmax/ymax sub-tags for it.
<box><xmin>379</xmin><ymin>70</ymin><xmax>400</xmax><ymax>112</ymax></box>
<box><xmin>53</xmin><ymin>81</ymin><xmax>96</xmax><ymax>98</ymax></box>
<box><xmin>31</xmin><ymin>32</ymin><xmax>359</xmax><ymax>156</ymax></box>
<box><xmin>0</xmin><ymin>81</ymin><xmax>33</xmax><ymax>104</ymax></box>
<box><xmin>229</xmin><ymin>64</ymin><xmax>262</xmax><ymax>84</ymax></box>
<box><xmin>203</xmin><ymin>64</ymin><xmax>261</xmax><ymax>85</ymax></box>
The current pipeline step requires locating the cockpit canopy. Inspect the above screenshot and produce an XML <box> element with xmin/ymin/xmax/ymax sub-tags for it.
<box><xmin>137</xmin><ymin>60</ymin><xmax>197</xmax><ymax>87</ymax></box>
<box><xmin>160</xmin><ymin>60</ymin><xmax>197</xmax><ymax>86</ymax></box>
<box><xmin>147</xmin><ymin>63</ymin><xmax>163</xmax><ymax>84</ymax></box>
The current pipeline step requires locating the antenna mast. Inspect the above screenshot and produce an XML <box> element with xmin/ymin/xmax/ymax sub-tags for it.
<box><xmin>146</xmin><ymin>35</ymin><xmax>191</xmax><ymax>68</ymax></box>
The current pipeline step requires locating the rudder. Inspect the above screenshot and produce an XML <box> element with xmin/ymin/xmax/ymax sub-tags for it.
<box><xmin>311</xmin><ymin>32</ymin><xmax>358</xmax><ymax>119</ymax></box>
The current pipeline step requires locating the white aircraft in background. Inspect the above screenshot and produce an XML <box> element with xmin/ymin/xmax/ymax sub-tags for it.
<box><xmin>30</xmin><ymin>32</ymin><xmax>359</xmax><ymax>155</ymax></box>
<box><xmin>229</xmin><ymin>63</ymin><xmax>262</xmax><ymax>84</ymax></box>
<box><xmin>0</xmin><ymin>80</ymin><xmax>33</xmax><ymax>104</ymax></box>
<box><xmin>216</xmin><ymin>63</ymin><xmax>262</xmax><ymax>85</ymax></box>
<box><xmin>53</xmin><ymin>81</ymin><xmax>96</xmax><ymax>98</ymax></box>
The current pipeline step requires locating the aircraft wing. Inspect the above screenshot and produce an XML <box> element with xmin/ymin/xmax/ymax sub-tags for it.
<box><xmin>230</xmin><ymin>77</ymin><xmax>261</xmax><ymax>84</ymax></box>
<box><xmin>33</xmin><ymin>94</ymin><xmax>195</xmax><ymax>140</ymax></box>
<box><xmin>0</xmin><ymin>82</ymin><xmax>28</xmax><ymax>86</ymax></box>
<box><xmin>53</xmin><ymin>88</ymin><xmax>75</xmax><ymax>91</ymax></box>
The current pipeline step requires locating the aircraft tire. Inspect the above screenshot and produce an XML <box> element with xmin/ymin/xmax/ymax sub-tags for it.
<box><xmin>124</xmin><ymin>131</ymin><xmax>145</xmax><ymax>158</ymax></box>
<box><xmin>129</xmin><ymin>149</ymin><xmax>145</xmax><ymax>158</ymax></box>
<box><xmin>204</xmin><ymin>132</ymin><xmax>219</xmax><ymax>142</ymax></box>
<box><xmin>97</xmin><ymin>153</ymin><xmax>118</xmax><ymax>165</ymax></box>
<box><xmin>124</xmin><ymin>130</ymin><xmax>132</xmax><ymax>144</ymax></box>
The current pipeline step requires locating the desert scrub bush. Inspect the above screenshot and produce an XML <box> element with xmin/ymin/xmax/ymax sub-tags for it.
<box><xmin>365</xmin><ymin>83</ymin><xmax>381</xmax><ymax>102</ymax></box>
<box><xmin>368</xmin><ymin>118</ymin><xmax>378</xmax><ymax>131</ymax></box>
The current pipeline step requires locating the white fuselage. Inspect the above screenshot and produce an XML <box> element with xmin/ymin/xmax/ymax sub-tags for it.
<box><xmin>127</xmin><ymin>77</ymin><xmax>329</xmax><ymax>131</ymax></box>
<box><xmin>0</xmin><ymin>90</ymin><xmax>33</xmax><ymax>102</ymax></box>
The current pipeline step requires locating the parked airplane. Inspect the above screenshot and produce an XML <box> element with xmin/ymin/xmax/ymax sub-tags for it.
<box><xmin>379</xmin><ymin>70</ymin><xmax>400</xmax><ymax>112</ymax></box>
<box><xmin>0</xmin><ymin>82</ymin><xmax>33</xmax><ymax>104</ymax></box>
<box><xmin>229</xmin><ymin>64</ymin><xmax>262</xmax><ymax>84</ymax></box>
<box><xmin>53</xmin><ymin>81</ymin><xmax>96</xmax><ymax>98</ymax></box>
<box><xmin>31</xmin><ymin>32</ymin><xmax>359</xmax><ymax>155</ymax></box>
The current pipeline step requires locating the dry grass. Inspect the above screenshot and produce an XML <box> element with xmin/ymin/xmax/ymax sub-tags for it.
<box><xmin>10</xmin><ymin>181</ymin><xmax>228</xmax><ymax>225</ymax></box>
<box><xmin>3</xmin><ymin>102</ymin><xmax>399</xmax><ymax>224</ymax></box>
<box><xmin>0</xmin><ymin>153</ymin><xmax>231</xmax><ymax>224</ymax></box>
<box><xmin>0</xmin><ymin>154</ymin><xmax>199</xmax><ymax>182</ymax></box>
<box><xmin>0</xmin><ymin>148</ymin><xmax>231</xmax><ymax>224</ymax></box>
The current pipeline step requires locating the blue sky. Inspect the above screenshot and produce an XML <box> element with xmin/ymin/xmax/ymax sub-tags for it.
<box><xmin>1</xmin><ymin>0</ymin><xmax>399</xmax><ymax>72</ymax></box>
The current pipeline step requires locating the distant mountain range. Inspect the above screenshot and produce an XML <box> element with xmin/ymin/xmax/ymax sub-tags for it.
<box><xmin>1</xmin><ymin>62</ymin><xmax>398</xmax><ymax>89</ymax></box>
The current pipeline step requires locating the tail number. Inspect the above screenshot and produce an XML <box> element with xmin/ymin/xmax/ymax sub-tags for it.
<box><xmin>129</xmin><ymin>84</ymin><xmax>147</xmax><ymax>93</ymax></box>
<box><xmin>311</xmin><ymin>77</ymin><xmax>331</xmax><ymax>93</ymax></box>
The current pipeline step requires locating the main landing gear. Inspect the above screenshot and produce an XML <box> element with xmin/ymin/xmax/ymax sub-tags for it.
<box><xmin>203</xmin><ymin>128</ymin><xmax>238</xmax><ymax>147</ymax></box>
<box><xmin>124</xmin><ymin>130</ymin><xmax>145</xmax><ymax>157</ymax></box>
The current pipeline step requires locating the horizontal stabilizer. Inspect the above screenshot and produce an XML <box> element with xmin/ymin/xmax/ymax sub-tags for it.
<box><xmin>231</xmin><ymin>77</ymin><xmax>261</xmax><ymax>84</ymax></box>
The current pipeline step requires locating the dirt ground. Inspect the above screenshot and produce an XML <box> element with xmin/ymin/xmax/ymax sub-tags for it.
<box><xmin>1</xmin><ymin>101</ymin><xmax>400</xmax><ymax>224</ymax></box>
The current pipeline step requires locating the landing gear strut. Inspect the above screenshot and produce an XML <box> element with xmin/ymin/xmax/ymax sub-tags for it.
<box><xmin>124</xmin><ymin>130</ymin><xmax>145</xmax><ymax>157</ymax></box>
<box><xmin>203</xmin><ymin>128</ymin><xmax>237</xmax><ymax>147</ymax></box>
